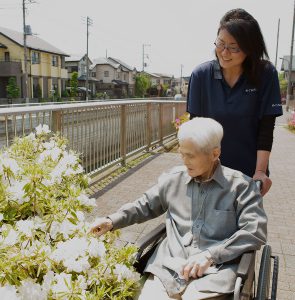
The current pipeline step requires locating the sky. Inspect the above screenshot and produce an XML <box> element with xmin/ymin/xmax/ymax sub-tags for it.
<box><xmin>0</xmin><ymin>0</ymin><xmax>294</xmax><ymax>77</ymax></box>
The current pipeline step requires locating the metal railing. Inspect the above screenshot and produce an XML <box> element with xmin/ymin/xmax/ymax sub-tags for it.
<box><xmin>0</xmin><ymin>100</ymin><xmax>186</xmax><ymax>175</ymax></box>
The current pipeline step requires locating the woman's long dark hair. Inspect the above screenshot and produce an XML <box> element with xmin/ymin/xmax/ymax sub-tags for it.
<box><xmin>218</xmin><ymin>8</ymin><xmax>269</xmax><ymax>87</ymax></box>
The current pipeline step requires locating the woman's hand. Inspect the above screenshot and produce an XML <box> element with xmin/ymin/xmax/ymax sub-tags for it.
<box><xmin>253</xmin><ymin>170</ymin><xmax>272</xmax><ymax>196</ymax></box>
<box><xmin>89</xmin><ymin>217</ymin><xmax>113</xmax><ymax>236</ymax></box>
<box><xmin>181</xmin><ymin>251</ymin><xmax>212</xmax><ymax>281</ymax></box>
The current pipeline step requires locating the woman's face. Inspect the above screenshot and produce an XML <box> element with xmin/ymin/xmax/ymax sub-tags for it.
<box><xmin>215</xmin><ymin>29</ymin><xmax>247</xmax><ymax>71</ymax></box>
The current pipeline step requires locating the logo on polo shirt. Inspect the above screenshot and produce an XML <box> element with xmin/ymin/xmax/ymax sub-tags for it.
<box><xmin>245</xmin><ymin>88</ymin><xmax>257</xmax><ymax>93</ymax></box>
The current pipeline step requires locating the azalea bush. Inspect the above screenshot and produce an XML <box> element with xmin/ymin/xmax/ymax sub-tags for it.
<box><xmin>172</xmin><ymin>112</ymin><xmax>190</xmax><ymax>131</ymax></box>
<box><xmin>0</xmin><ymin>125</ymin><xmax>140</xmax><ymax>300</ymax></box>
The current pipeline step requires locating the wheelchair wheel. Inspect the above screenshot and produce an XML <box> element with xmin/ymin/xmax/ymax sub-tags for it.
<box><xmin>256</xmin><ymin>245</ymin><xmax>272</xmax><ymax>300</ymax></box>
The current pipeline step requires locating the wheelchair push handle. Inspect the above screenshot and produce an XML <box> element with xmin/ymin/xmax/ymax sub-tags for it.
<box><xmin>255</xmin><ymin>180</ymin><xmax>263</xmax><ymax>192</ymax></box>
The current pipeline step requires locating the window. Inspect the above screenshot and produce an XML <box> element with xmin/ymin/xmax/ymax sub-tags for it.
<box><xmin>4</xmin><ymin>52</ymin><xmax>10</xmax><ymax>61</ymax></box>
<box><xmin>32</xmin><ymin>51</ymin><xmax>40</xmax><ymax>64</ymax></box>
<box><xmin>123</xmin><ymin>74</ymin><xmax>127</xmax><ymax>81</ymax></box>
<box><xmin>71</xmin><ymin>66</ymin><xmax>78</xmax><ymax>72</ymax></box>
<box><xmin>104</xmin><ymin>71</ymin><xmax>109</xmax><ymax>77</ymax></box>
<box><xmin>92</xmin><ymin>72</ymin><xmax>96</xmax><ymax>77</ymax></box>
<box><xmin>52</xmin><ymin>55</ymin><xmax>58</xmax><ymax>67</ymax></box>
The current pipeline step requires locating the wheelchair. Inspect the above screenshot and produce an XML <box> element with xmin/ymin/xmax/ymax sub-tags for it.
<box><xmin>133</xmin><ymin>223</ymin><xmax>279</xmax><ymax>300</ymax></box>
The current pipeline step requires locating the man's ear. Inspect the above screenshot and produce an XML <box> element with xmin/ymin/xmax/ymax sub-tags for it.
<box><xmin>212</xmin><ymin>148</ymin><xmax>221</xmax><ymax>161</ymax></box>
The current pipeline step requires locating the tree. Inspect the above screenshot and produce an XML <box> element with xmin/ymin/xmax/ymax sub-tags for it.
<box><xmin>135</xmin><ymin>73</ymin><xmax>151</xmax><ymax>97</ymax></box>
<box><xmin>36</xmin><ymin>84</ymin><xmax>42</xmax><ymax>99</ymax></box>
<box><xmin>70</xmin><ymin>71</ymin><xmax>78</xmax><ymax>97</ymax></box>
<box><xmin>6</xmin><ymin>77</ymin><xmax>20</xmax><ymax>99</ymax></box>
<box><xmin>278</xmin><ymin>72</ymin><xmax>287</xmax><ymax>98</ymax></box>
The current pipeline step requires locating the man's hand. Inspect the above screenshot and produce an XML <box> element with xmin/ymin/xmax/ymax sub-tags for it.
<box><xmin>89</xmin><ymin>217</ymin><xmax>113</xmax><ymax>236</ymax></box>
<box><xmin>181</xmin><ymin>251</ymin><xmax>213</xmax><ymax>281</ymax></box>
<box><xmin>253</xmin><ymin>171</ymin><xmax>272</xmax><ymax>196</ymax></box>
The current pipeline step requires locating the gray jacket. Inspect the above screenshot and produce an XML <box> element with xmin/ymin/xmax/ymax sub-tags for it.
<box><xmin>109</xmin><ymin>163</ymin><xmax>267</xmax><ymax>296</ymax></box>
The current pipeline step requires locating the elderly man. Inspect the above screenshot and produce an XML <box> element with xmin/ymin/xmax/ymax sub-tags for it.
<box><xmin>90</xmin><ymin>117</ymin><xmax>267</xmax><ymax>300</ymax></box>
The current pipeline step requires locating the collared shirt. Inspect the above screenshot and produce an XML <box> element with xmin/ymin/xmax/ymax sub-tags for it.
<box><xmin>186</xmin><ymin>60</ymin><xmax>283</xmax><ymax>177</ymax></box>
<box><xmin>109</xmin><ymin>163</ymin><xmax>267</xmax><ymax>296</ymax></box>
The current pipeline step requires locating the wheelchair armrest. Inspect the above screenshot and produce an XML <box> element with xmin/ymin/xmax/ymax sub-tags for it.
<box><xmin>135</xmin><ymin>223</ymin><xmax>166</xmax><ymax>255</ymax></box>
<box><xmin>236</xmin><ymin>251</ymin><xmax>255</xmax><ymax>281</ymax></box>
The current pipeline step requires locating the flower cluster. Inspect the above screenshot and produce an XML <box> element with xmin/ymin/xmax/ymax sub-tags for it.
<box><xmin>172</xmin><ymin>112</ymin><xmax>190</xmax><ymax>131</ymax></box>
<box><xmin>287</xmin><ymin>111</ymin><xmax>295</xmax><ymax>132</ymax></box>
<box><xmin>0</xmin><ymin>125</ymin><xmax>140</xmax><ymax>300</ymax></box>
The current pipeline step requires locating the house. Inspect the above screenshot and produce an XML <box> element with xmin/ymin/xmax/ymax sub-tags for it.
<box><xmin>90</xmin><ymin>57</ymin><xmax>137</xmax><ymax>98</ymax></box>
<box><xmin>0</xmin><ymin>26</ymin><xmax>69</xmax><ymax>100</ymax></box>
<box><xmin>65</xmin><ymin>54</ymin><xmax>97</xmax><ymax>98</ymax></box>
<box><xmin>143</xmin><ymin>71</ymin><xmax>174</xmax><ymax>96</ymax></box>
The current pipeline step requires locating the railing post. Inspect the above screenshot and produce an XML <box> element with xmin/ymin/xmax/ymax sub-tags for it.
<box><xmin>51</xmin><ymin>110</ymin><xmax>62</xmax><ymax>133</ymax></box>
<box><xmin>120</xmin><ymin>105</ymin><xmax>127</xmax><ymax>166</ymax></box>
<box><xmin>159</xmin><ymin>103</ymin><xmax>164</xmax><ymax>146</ymax></box>
<box><xmin>175</xmin><ymin>102</ymin><xmax>180</xmax><ymax>120</ymax></box>
<box><xmin>146</xmin><ymin>102</ymin><xmax>152</xmax><ymax>151</ymax></box>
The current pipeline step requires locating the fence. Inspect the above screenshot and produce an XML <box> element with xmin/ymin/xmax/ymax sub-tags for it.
<box><xmin>0</xmin><ymin>100</ymin><xmax>186</xmax><ymax>175</ymax></box>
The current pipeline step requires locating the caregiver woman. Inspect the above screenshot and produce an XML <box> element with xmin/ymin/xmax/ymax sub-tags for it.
<box><xmin>187</xmin><ymin>8</ymin><xmax>283</xmax><ymax>196</ymax></box>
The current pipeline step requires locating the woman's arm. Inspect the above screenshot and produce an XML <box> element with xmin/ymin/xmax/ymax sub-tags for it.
<box><xmin>253</xmin><ymin>150</ymin><xmax>272</xmax><ymax>196</ymax></box>
<box><xmin>254</xmin><ymin>115</ymin><xmax>276</xmax><ymax>196</ymax></box>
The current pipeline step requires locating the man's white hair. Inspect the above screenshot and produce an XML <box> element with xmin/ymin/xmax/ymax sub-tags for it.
<box><xmin>177</xmin><ymin>117</ymin><xmax>223</xmax><ymax>153</ymax></box>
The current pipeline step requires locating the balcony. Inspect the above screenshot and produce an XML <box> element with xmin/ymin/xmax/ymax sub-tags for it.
<box><xmin>0</xmin><ymin>59</ymin><xmax>22</xmax><ymax>76</ymax></box>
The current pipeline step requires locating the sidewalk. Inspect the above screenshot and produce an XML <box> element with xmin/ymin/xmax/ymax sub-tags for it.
<box><xmin>88</xmin><ymin>109</ymin><xmax>295</xmax><ymax>299</ymax></box>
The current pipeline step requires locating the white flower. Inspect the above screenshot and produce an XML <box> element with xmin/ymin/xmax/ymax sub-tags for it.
<box><xmin>37</xmin><ymin>147</ymin><xmax>61</xmax><ymax>163</ymax></box>
<box><xmin>7</xmin><ymin>179</ymin><xmax>29</xmax><ymax>204</ymax></box>
<box><xmin>76</xmin><ymin>211</ymin><xmax>85</xmax><ymax>222</ymax></box>
<box><xmin>43</xmin><ymin>140</ymin><xmax>55</xmax><ymax>150</ymax></box>
<box><xmin>18</xmin><ymin>279</ymin><xmax>47</xmax><ymax>300</ymax></box>
<box><xmin>51</xmin><ymin>272</ymin><xmax>72</xmax><ymax>294</ymax></box>
<box><xmin>0</xmin><ymin>285</ymin><xmax>20</xmax><ymax>300</ymax></box>
<box><xmin>25</xmin><ymin>132</ymin><xmax>36</xmax><ymax>141</ymax></box>
<box><xmin>16</xmin><ymin>220</ymin><xmax>35</xmax><ymax>237</ymax></box>
<box><xmin>63</xmin><ymin>167</ymin><xmax>76</xmax><ymax>176</ymax></box>
<box><xmin>88</xmin><ymin>238</ymin><xmax>106</xmax><ymax>258</ymax></box>
<box><xmin>77</xmin><ymin>194</ymin><xmax>96</xmax><ymax>207</ymax></box>
<box><xmin>0</xmin><ymin>213</ymin><xmax>3</xmax><ymax>221</ymax></box>
<box><xmin>64</xmin><ymin>256</ymin><xmax>90</xmax><ymax>273</ymax></box>
<box><xmin>50</xmin><ymin>237</ymin><xmax>88</xmax><ymax>262</ymax></box>
<box><xmin>1</xmin><ymin>154</ymin><xmax>20</xmax><ymax>175</ymax></box>
<box><xmin>50</xmin><ymin>219</ymin><xmax>80</xmax><ymax>240</ymax></box>
<box><xmin>77</xmin><ymin>274</ymin><xmax>88</xmax><ymax>291</ymax></box>
<box><xmin>4</xmin><ymin>228</ymin><xmax>18</xmax><ymax>246</ymax></box>
<box><xmin>60</xmin><ymin>151</ymin><xmax>78</xmax><ymax>166</ymax></box>
<box><xmin>114</xmin><ymin>264</ymin><xmax>140</xmax><ymax>282</ymax></box>
<box><xmin>35</xmin><ymin>124</ymin><xmax>51</xmax><ymax>136</ymax></box>
<box><xmin>42</xmin><ymin>271</ymin><xmax>55</xmax><ymax>293</ymax></box>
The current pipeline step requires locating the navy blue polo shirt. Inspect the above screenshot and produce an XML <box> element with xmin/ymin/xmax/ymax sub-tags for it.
<box><xmin>187</xmin><ymin>60</ymin><xmax>283</xmax><ymax>177</ymax></box>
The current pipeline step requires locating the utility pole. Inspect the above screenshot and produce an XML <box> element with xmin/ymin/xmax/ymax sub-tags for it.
<box><xmin>180</xmin><ymin>64</ymin><xmax>183</xmax><ymax>95</ymax></box>
<box><xmin>287</xmin><ymin>0</ymin><xmax>295</xmax><ymax>111</ymax></box>
<box><xmin>275</xmin><ymin>18</ymin><xmax>280</xmax><ymax>69</ymax></box>
<box><xmin>22</xmin><ymin>0</ymin><xmax>29</xmax><ymax>103</ymax></box>
<box><xmin>86</xmin><ymin>16</ymin><xmax>93</xmax><ymax>101</ymax></box>
<box><xmin>142</xmin><ymin>44</ymin><xmax>151</xmax><ymax>72</ymax></box>
<box><xmin>22</xmin><ymin>0</ymin><xmax>35</xmax><ymax>104</ymax></box>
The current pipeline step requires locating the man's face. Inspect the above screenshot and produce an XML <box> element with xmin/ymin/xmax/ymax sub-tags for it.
<box><xmin>179</xmin><ymin>139</ymin><xmax>218</xmax><ymax>179</ymax></box>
